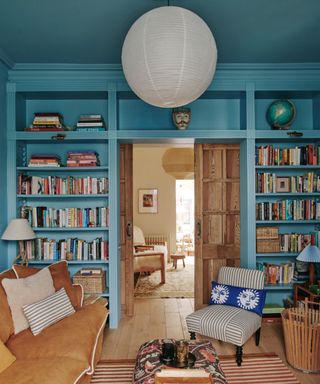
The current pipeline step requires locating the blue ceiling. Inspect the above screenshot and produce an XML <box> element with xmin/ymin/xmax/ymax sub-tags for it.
<box><xmin>0</xmin><ymin>0</ymin><xmax>319</xmax><ymax>65</ymax></box>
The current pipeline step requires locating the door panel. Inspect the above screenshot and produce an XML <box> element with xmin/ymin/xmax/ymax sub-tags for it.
<box><xmin>120</xmin><ymin>144</ymin><xmax>133</xmax><ymax>316</ymax></box>
<box><xmin>195</xmin><ymin>144</ymin><xmax>240</xmax><ymax>309</ymax></box>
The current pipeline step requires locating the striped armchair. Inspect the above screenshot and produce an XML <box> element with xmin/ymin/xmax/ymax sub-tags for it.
<box><xmin>186</xmin><ymin>267</ymin><xmax>265</xmax><ymax>366</ymax></box>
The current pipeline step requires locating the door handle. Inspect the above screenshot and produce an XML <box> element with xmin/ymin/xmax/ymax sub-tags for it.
<box><xmin>196</xmin><ymin>220</ymin><xmax>201</xmax><ymax>240</ymax></box>
<box><xmin>126</xmin><ymin>222</ymin><xmax>132</xmax><ymax>238</ymax></box>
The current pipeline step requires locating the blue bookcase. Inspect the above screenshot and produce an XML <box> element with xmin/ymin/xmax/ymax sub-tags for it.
<box><xmin>3</xmin><ymin>64</ymin><xmax>320</xmax><ymax>326</ymax></box>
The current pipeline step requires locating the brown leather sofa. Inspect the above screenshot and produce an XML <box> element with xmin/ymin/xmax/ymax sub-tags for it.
<box><xmin>0</xmin><ymin>261</ymin><xmax>108</xmax><ymax>384</ymax></box>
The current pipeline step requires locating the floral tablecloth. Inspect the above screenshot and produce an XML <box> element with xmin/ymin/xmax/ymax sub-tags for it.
<box><xmin>133</xmin><ymin>339</ymin><xmax>227</xmax><ymax>384</ymax></box>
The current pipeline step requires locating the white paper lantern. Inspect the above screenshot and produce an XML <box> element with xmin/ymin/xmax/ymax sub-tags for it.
<box><xmin>121</xmin><ymin>6</ymin><xmax>217</xmax><ymax>108</ymax></box>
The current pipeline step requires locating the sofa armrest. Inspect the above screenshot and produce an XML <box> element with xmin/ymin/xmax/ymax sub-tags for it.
<box><xmin>72</xmin><ymin>284</ymin><xmax>84</xmax><ymax>308</ymax></box>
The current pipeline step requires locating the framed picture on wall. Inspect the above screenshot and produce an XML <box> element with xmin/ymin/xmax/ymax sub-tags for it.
<box><xmin>138</xmin><ymin>189</ymin><xmax>158</xmax><ymax>213</ymax></box>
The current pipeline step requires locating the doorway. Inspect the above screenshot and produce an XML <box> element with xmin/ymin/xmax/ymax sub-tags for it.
<box><xmin>132</xmin><ymin>144</ymin><xmax>195</xmax><ymax>300</ymax></box>
<box><xmin>120</xmin><ymin>143</ymin><xmax>240</xmax><ymax>316</ymax></box>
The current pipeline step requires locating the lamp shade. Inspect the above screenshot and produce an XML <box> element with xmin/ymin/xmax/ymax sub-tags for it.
<box><xmin>1</xmin><ymin>219</ymin><xmax>36</xmax><ymax>241</ymax></box>
<box><xmin>296</xmin><ymin>245</ymin><xmax>320</xmax><ymax>263</ymax></box>
<box><xmin>121</xmin><ymin>6</ymin><xmax>217</xmax><ymax>108</ymax></box>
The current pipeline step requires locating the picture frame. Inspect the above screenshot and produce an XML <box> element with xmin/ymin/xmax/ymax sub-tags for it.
<box><xmin>138</xmin><ymin>189</ymin><xmax>158</xmax><ymax>213</ymax></box>
<box><xmin>276</xmin><ymin>177</ymin><xmax>290</xmax><ymax>193</ymax></box>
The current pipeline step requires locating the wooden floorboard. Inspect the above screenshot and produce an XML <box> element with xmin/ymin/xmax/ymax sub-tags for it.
<box><xmin>102</xmin><ymin>298</ymin><xmax>320</xmax><ymax>384</ymax></box>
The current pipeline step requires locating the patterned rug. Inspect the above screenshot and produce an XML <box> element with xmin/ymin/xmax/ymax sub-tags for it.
<box><xmin>90</xmin><ymin>355</ymin><xmax>301</xmax><ymax>384</ymax></box>
<box><xmin>134</xmin><ymin>258</ymin><xmax>194</xmax><ymax>298</ymax></box>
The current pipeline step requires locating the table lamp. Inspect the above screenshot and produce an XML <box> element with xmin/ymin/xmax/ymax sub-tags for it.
<box><xmin>296</xmin><ymin>245</ymin><xmax>320</xmax><ymax>285</ymax></box>
<box><xmin>1</xmin><ymin>219</ymin><xmax>36</xmax><ymax>265</ymax></box>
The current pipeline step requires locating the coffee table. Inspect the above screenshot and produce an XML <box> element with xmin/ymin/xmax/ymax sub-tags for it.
<box><xmin>133</xmin><ymin>339</ymin><xmax>226</xmax><ymax>384</ymax></box>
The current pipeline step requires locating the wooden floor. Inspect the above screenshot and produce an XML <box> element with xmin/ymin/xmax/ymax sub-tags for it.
<box><xmin>102</xmin><ymin>298</ymin><xmax>320</xmax><ymax>384</ymax></box>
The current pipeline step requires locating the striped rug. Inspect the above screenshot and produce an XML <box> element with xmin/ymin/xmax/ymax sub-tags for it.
<box><xmin>91</xmin><ymin>355</ymin><xmax>300</xmax><ymax>384</ymax></box>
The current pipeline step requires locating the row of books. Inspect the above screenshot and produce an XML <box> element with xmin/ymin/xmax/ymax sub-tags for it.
<box><xmin>28</xmin><ymin>155</ymin><xmax>61</xmax><ymax>167</ymax></box>
<box><xmin>279</xmin><ymin>232</ymin><xmax>320</xmax><ymax>252</ymax></box>
<box><xmin>256</xmin><ymin>144</ymin><xmax>320</xmax><ymax>166</ymax></box>
<box><xmin>75</xmin><ymin>115</ymin><xmax>106</xmax><ymax>132</ymax></box>
<box><xmin>256</xmin><ymin>199</ymin><xmax>320</xmax><ymax>221</ymax></box>
<box><xmin>24</xmin><ymin>237</ymin><xmax>108</xmax><ymax>261</ymax></box>
<box><xmin>66</xmin><ymin>152</ymin><xmax>100</xmax><ymax>167</ymax></box>
<box><xmin>22</xmin><ymin>206</ymin><xmax>109</xmax><ymax>228</ymax></box>
<box><xmin>25</xmin><ymin>112</ymin><xmax>65</xmax><ymax>132</ymax></box>
<box><xmin>18</xmin><ymin>175</ymin><xmax>109</xmax><ymax>195</ymax></box>
<box><xmin>256</xmin><ymin>262</ymin><xmax>295</xmax><ymax>285</ymax></box>
<box><xmin>256</xmin><ymin>172</ymin><xmax>320</xmax><ymax>193</ymax></box>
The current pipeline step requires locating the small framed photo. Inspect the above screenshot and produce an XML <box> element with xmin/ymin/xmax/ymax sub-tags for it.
<box><xmin>138</xmin><ymin>189</ymin><xmax>158</xmax><ymax>213</ymax></box>
<box><xmin>276</xmin><ymin>177</ymin><xmax>290</xmax><ymax>193</ymax></box>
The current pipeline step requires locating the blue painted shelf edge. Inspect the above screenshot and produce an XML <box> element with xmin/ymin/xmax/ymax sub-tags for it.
<box><xmin>17</xmin><ymin>194</ymin><xmax>109</xmax><ymax>198</ymax></box>
<box><xmin>32</xmin><ymin>227</ymin><xmax>109</xmax><ymax>232</ymax></box>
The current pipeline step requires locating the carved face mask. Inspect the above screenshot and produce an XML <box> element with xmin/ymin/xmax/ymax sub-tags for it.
<box><xmin>172</xmin><ymin>108</ymin><xmax>191</xmax><ymax>129</ymax></box>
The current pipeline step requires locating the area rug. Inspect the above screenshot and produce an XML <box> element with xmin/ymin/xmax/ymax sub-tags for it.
<box><xmin>90</xmin><ymin>355</ymin><xmax>301</xmax><ymax>384</ymax></box>
<box><xmin>134</xmin><ymin>258</ymin><xmax>194</xmax><ymax>299</ymax></box>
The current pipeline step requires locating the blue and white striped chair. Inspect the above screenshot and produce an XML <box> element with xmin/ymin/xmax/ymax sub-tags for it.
<box><xmin>186</xmin><ymin>266</ymin><xmax>265</xmax><ymax>366</ymax></box>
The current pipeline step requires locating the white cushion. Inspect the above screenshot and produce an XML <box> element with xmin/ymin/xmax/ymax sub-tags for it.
<box><xmin>133</xmin><ymin>226</ymin><xmax>146</xmax><ymax>245</ymax></box>
<box><xmin>23</xmin><ymin>287</ymin><xmax>75</xmax><ymax>336</ymax></box>
<box><xmin>1</xmin><ymin>268</ymin><xmax>55</xmax><ymax>334</ymax></box>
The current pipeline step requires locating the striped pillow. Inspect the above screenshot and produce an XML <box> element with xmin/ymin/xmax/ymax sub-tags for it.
<box><xmin>22</xmin><ymin>288</ymin><xmax>75</xmax><ymax>335</ymax></box>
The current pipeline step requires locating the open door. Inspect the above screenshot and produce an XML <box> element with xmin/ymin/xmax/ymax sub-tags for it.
<box><xmin>194</xmin><ymin>144</ymin><xmax>240</xmax><ymax>309</ymax></box>
<box><xmin>120</xmin><ymin>144</ymin><xmax>134</xmax><ymax>316</ymax></box>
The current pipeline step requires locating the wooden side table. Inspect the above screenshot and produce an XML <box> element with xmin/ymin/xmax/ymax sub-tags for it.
<box><xmin>293</xmin><ymin>284</ymin><xmax>320</xmax><ymax>306</ymax></box>
<box><xmin>171</xmin><ymin>254</ymin><xmax>186</xmax><ymax>269</ymax></box>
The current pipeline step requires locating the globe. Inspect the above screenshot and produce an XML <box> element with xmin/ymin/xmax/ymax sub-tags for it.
<box><xmin>266</xmin><ymin>99</ymin><xmax>296</xmax><ymax>130</ymax></box>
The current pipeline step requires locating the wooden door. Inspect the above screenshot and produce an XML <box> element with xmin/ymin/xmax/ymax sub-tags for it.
<box><xmin>120</xmin><ymin>144</ymin><xmax>134</xmax><ymax>316</ymax></box>
<box><xmin>194</xmin><ymin>144</ymin><xmax>240</xmax><ymax>309</ymax></box>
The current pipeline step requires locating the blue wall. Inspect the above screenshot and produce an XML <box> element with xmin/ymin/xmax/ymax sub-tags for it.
<box><xmin>0</xmin><ymin>63</ymin><xmax>8</xmax><ymax>270</ymax></box>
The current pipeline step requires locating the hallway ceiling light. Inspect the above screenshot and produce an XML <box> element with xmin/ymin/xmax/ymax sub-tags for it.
<box><xmin>121</xmin><ymin>6</ymin><xmax>217</xmax><ymax>108</ymax></box>
<box><xmin>162</xmin><ymin>148</ymin><xmax>194</xmax><ymax>179</ymax></box>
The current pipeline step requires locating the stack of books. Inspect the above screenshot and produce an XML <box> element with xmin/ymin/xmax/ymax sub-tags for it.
<box><xmin>66</xmin><ymin>151</ymin><xmax>100</xmax><ymax>167</ymax></box>
<box><xmin>25</xmin><ymin>112</ymin><xmax>65</xmax><ymax>132</ymax></box>
<box><xmin>75</xmin><ymin>115</ymin><xmax>106</xmax><ymax>132</ymax></box>
<box><xmin>28</xmin><ymin>154</ymin><xmax>61</xmax><ymax>167</ymax></box>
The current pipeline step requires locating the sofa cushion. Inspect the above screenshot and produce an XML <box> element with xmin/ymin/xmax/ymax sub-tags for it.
<box><xmin>0</xmin><ymin>339</ymin><xmax>16</xmax><ymax>374</ymax></box>
<box><xmin>23</xmin><ymin>287</ymin><xmax>75</xmax><ymax>336</ymax></box>
<box><xmin>7</xmin><ymin>301</ymin><xmax>108</xmax><ymax>365</ymax></box>
<box><xmin>13</xmin><ymin>260</ymin><xmax>81</xmax><ymax>308</ymax></box>
<box><xmin>0</xmin><ymin>269</ymin><xmax>16</xmax><ymax>343</ymax></box>
<box><xmin>0</xmin><ymin>357</ymin><xmax>89</xmax><ymax>384</ymax></box>
<box><xmin>2</xmin><ymin>268</ymin><xmax>55</xmax><ymax>334</ymax></box>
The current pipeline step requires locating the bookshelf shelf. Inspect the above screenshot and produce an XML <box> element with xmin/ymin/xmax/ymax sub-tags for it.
<box><xmin>17</xmin><ymin>166</ymin><xmax>109</xmax><ymax>172</ymax></box>
<box><xmin>32</xmin><ymin>227</ymin><xmax>109</xmax><ymax>232</ymax></box>
<box><xmin>256</xmin><ymin>193</ymin><xmax>320</xmax><ymax>197</ymax></box>
<box><xmin>256</xmin><ymin>252</ymin><xmax>299</xmax><ymax>258</ymax></box>
<box><xmin>256</xmin><ymin>220</ymin><xmax>319</xmax><ymax>224</ymax></box>
<box><xmin>25</xmin><ymin>260</ymin><xmax>109</xmax><ymax>265</ymax></box>
<box><xmin>255</xmin><ymin>165</ymin><xmax>320</xmax><ymax>170</ymax></box>
<box><xmin>17</xmin><ymin>194</ymin><xmax>109</xmax><ymax>199</ymax></box>
<box><xmin>265</xmin><ymin>284</ymin><xmax>293</xmax><ymax>290</ymax></box>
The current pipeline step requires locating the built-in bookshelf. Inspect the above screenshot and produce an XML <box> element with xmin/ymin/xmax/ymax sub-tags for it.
<box><xmin>7</xmin><ymin>93</ymin><xmax>111</xmax><ymax>312</ymax></box>
<box><xmin>4</xmin><ymin>65</ymin><xmax>320</xmax><ymax>325</ymax></box>
<box><xmin>16</xmin><ymin>148</ymin><xmax>110</xmax><ymax>297</ymax></box>
<box><xmin>255</xmin><ymin>141</ymin><xmax>320</xmax><ymax>309</ymax></box>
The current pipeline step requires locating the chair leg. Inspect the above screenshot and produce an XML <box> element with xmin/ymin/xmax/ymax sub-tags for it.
<box><xmin>235</xmin><ymin>345</ymin><xmax>243</xmax><ymax>366</ymax></box>
<box><xmin>255</xmin><ymin>327</ymin><xmax>261</xmax><ymax>346</ymax></box>
<box><xmin>189</xmin><ymin>332</ymin><xmax>196</xmax><ymax>340</ymax></box>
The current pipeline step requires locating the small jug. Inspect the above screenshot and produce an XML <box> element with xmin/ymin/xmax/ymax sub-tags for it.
<box><xmin>175</xmin><ymin>339</ymin><xmax>189</xmax><ymax>366</ymax></box>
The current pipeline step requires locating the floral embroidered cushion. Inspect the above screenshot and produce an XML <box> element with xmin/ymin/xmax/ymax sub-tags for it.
<box><xmin>209</xmin><ymin>281</ymin><xmax>266</xmax><ymax>316</ymax></box>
